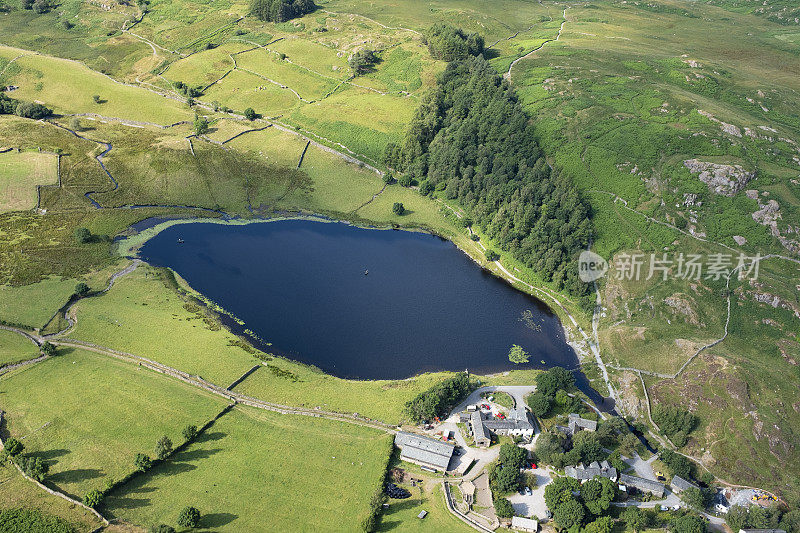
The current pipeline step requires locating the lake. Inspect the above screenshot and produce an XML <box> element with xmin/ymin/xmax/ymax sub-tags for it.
<box><xmin>139</xmin><ymin>219</ymin><xmax>606</xmax><ymax>403</ymax></box>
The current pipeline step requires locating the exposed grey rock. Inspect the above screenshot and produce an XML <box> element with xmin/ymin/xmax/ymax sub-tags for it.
<box><xmin>683</xmin><ymin>159</ymin><xmax>755</xmax><ymax>196</ymax></box>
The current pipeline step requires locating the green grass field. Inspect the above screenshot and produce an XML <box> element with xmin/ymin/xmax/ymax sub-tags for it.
<box><xmin>0</xmin><ymin>329</ymin><xmax>39</xmax><ymax>366</ymax></box>
<box><xmin>69</xmin><ymin>266</ymin><xmax>261</xmax><ymax>386</ymax></box>
<box><xmin>378</xmin><ymin>482</ymin><xmax>473</xmax><ymax>532</ymax></box>
<box><xmin>104</xmin><ymin>405</ymin><xmax>391</xmax><ymax>532</ymax></box>
<box><xmin>0</xmin><ymin>46</ymin><xmax>192</xmax><ymax>125</ymax></box>
<box><xmin>0</xmin><ymin>464</ymin><xmax>103</xmax><ymax>533</ymax></box>
<box><xmin>0</xmin><ymin>277</ymin><xmax>77</xmax><ymax>329</ymax></box>
<box><xmin>0</xmin><ymin>151</ymin><xmax>58</xmax><ymax>213</ymax></box>
<box><xmin>0</xmin><ymin>348</ymin><xmax>229</xmax><ymax>499</ymax></box>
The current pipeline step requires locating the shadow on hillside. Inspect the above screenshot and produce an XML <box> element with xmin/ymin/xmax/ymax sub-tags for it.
<box><xmin>203</xmin><ymin>512</ymin><xmax>238</xmax><ymax>528</ymax></box>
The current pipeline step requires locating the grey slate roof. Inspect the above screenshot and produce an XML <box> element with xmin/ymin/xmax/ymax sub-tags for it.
<box><xmin>619</xmin><ymin>474</ymin><xmax>665</xmax><ymax>496</ymax></box>
<box><xmin>395</xmin><ymin>432</ymin><xmax>455</xmax><ymax>471</ymax></box>
<box><xmin>568</xmin><ymin>413</ymin><xmax>597</xmax><ymax>432</ymax></box>
<box><xmin>671</xmin><ymin>475</ymin><xmax>699</xmax><ymax>492</ymax></box>
<box><xmin>564</xmin><ymin>462</ymin><xmax>618</xmax><ymax>481</ymax></box>
<box><xmin>471</xmin><ymin>411</ymin><xmax>489</xmax><ymax>442</ymax></box>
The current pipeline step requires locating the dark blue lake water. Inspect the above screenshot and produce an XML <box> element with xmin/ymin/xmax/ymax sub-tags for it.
<box><xmin>139</xmin><ymin>219</ymin><xmax>604</xmax><ymax>402</ymax></box>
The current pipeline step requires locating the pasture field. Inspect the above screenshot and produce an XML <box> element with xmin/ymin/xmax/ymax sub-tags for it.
<box><xmin>0</xmin><ymin>329</ymin><xmax>39</xmax><ymax>366</ymax></box>
<box><xmin>201</xmin><ymin>68</ymin><xmax>300</xmax><ymax>116</ymax></box>
<box><xmin>0</xmin><ymin>151</ymin><xmax>59</xmax><ymax>213</ymax></box>
<box><xmin>0</xmin><ymin>348</ymin><xmax>229</xmax><ymax>499</ymax></box>
<box><xmin>235</xmin><ymin>48</ymin><xmax>340</xmax><ymax>101</ymax></box>
<box><xmin>161</xmin><ymin>42</ymin><xmax>246</xmax><ymax>87</ymax></box>
<box><xmin>0</xmin><ymin>47</ymin><xmax>192</xmax><ymax>125</ymax></box>
<box><xmin>378</xmin><ymin>482</ymin><xmax>474</xmax><ymax>533</ymax></box>
<box><xmin>69</xmin><ymin>265</ymin><xmax>261</xmax><ymax>386</ymax></box>
<box><xmin>104</xmin><ymin>405</ymin><xmax>392</xmax><ymax>532</ymax></box>
<box><xmin>0</xmin><ymin>277</ymin><xmax>78</xmax><ymax>329</ymax></box>
<box><xmin>0</xmin><ymin>464</ymin><xmax>103</xmax><ymax>532</ymax></box>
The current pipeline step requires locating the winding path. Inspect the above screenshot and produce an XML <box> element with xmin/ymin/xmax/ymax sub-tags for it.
<box><xmin>505</xmin><ymin>7</ymin><xmax>568</xmax><ymax>80</ymax></box>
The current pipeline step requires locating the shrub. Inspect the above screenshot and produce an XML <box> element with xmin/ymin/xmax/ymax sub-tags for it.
<box><xmin>392</xmin><ymin>202</ymin><xmax>405</xmax><ymax>216</ymax></box>
<box><xmin>40</xmin><ymin>341</ymin><xmax>56</xmax><ymax>356</ymax></box>
<box><xmin>134</xmin><ymin>453</ymin><xmax>152</xmax><ymax>472</ymax></box>
<box><xmin>177</xmin><ymin>506</ymin><xmax>201</xmax><ymax>528</ymax></box>
<box><xmin>382</xmin><ymin>172</ymin><xmax>394</xmax><ymax>185</ymax></box>
<box><xmin>92</xmin><ymin>94</ymin><xmax>101</xmax><ymax>103</ymax></box>
<box><xmin>32</xmin><ymin>0</ymin><xmax>48</xmax><ymax>13</ymax></box>
<box><xmin>149</xmin><ymin>526</ymin><xmax>176</xmax><ymax>533</ymax></box>
<box><xmin>4</xmin><ymin>437</ymin><xmax>23</xmax><ymax>457</ymax></box>
<box><xmin>243</xmin><ymin>107</ymin><xmax>257</xmax><ymax>121</ymax></box>
<box><xmin>485</xmin><ymin>249</ymin><xmax>499</xmax><ymax>261</ymax></box>
<box><xmin>83</xmin><ymin>489</ymin><xmax>103</xmax><ymax>508</ymax></box>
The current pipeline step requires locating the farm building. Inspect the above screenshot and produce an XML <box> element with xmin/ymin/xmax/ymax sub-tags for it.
<box><xmin>565</xmin><ymin>460</ymin><xmax>618</xmax><ymax>482</ymax></box>
<box><xmin>567</xmin><ymin>413</ymin><xmax>597</xmax><ymax>434</ymax></box>
<box><xmin>394</xmin><ymin>432</ymin><xmax>455</xmax><ymax>472</ymax></box>
<box><xmin>619</xmin><ymin>474</ymin><xmax>665</xmax><ymax>497</ymax></box>
<box><xmin>470</xmin><ymin>410</ymin><xmax>491</xmax><ymax>448</ymax></box>
<box><xmin>484</xmin><ymin>405</ymin><xmax>535</xmax><ymax>439</ymax></box>
<box><xmin>671</xmin><ymin>475</ymin><xmax>699</xmax><ymax>493</ymax></box>
<box><xmin>511</xmin><ymin>516</ymin><xmax>539</xmax><ymax>532</ymax></box>
<box><xmin>739</xmin><ymin>530</ymin><xmax>786</xmax><ymax>533</ymax></box>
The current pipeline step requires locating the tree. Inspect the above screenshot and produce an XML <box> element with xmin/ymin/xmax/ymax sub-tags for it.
<box><xmin>681</xmin><ymin>487</ymin><xmax>709</xmax><ymax>511</ymax></box>
<box><xmin>74</xmin><ymin>282</ymin><xmax>90</xmax><ymax>297</ymax></box>
<box><xmin>485</xmin><ymin>249</ymin><xmax>499</xmax><ymax>261</ymax></box>
<box><xmin>623</xmin><ymin>507</ymin><xmax>650</xmax><ymax>533</ymax></box>
<box><xmin>493</xmin><ymin>497</ymin><xmax>514</xmax><ymax>518</ymax></box>
<box><xmin>660</xmin><ymin>449</ymin><xmax>693</xmax><ymax>480</ymax></box>
<box><xmin>349</xmin><ymin>48</ymin><xmax>378</xmax><ymax>75</ymax></box>
<box><xmin>535</xmin><ymin>367</ymin><xmax>575</xmax><ymax>398</ymax></box>
<box><xmin>249</xmin><ymin>0</ymin><xmax>315</xmax><ymax>23</ymax></box>
<box><xmin>508</xmin><ymin>344</ymin><xmax>530</xmax><ymax>364</ymax></box>
<box><xmin>392</xmin><ymin>202</ymin><xmax>405</xmax><ymax>216</ymax></box>
<box><xmin>581</xmin><ymin>477</ymin><xmax>616</xmax><ymax>516</ymax></box>
<box><xmin>69</xmin><ymin>117</ymin><xmax>82</xmax><ymax>131</ymax></box>
<box><xmin>83</xmin><ymin>489</ymin><xmax>103</xmax><ymax>508</ymax></box>
<box><xmin>20</xmin><ymin>0</ymin><xmax>34</xmax><ymax>9</ymax></box>
<box><xmin>193</xmin><ymin>115</ymin><xmax>209</xmax><ymax>136</ymax></box>
<box><xmin>154</xmin><ymin>436</ymin><xmax>173</xmax><ymax>460</ymax></box>
<box><xmin>3</xmin><ymin>437</ymin><xmax>23</xmax><ymax>456</ymax></box>
<box><xmin>17</xmin><ymin>455</ymin><xmax>48</xmax><ymax>481</ymax></box>
<box><xmin>40</xmin><ymin>341</ymin><xmax>56</xmax><ymax>356</ymax></box>
<box><xmin>134</xmin><ymin>453</ymin><xmax>152</xmax><ymax>472</ymax></box>
<box><xmin>382</xmin><ymin>171</ymin><xmax>394</xmax><ymax>184</ymax></box>
<box><xmin>243</xmin><ymin>107</ymin><xmax>257</xmax><ymax>120</ymax></box>
<box><xmin>653</xmin><ymin>404</ymin><xmax>698</xmax><ymax>447</ymax></box>
<box><xmin>14</xmin><ymin>101</ymin><xmax>52</xmax><ymax>119</ymax></box>
<box><xmin>535</xmin><ymin>431</ymin><xmax>568</xmax><ymax>466</ymax></box>
<box><xmin>418</xmin><ymin>180</ymin><xmax>434</xmax><ymax>196</ymax></box>
<box><xmin>544</xmin><ymin>476</ymin><xmax>580</xmax><ymax>511</ymax></box>
<box><xmin>554</xmin><ymin>499</ymin><xmax>585</xmax><ymax>530</ymax></box>
<box><xmin>74</xmin><ymin>227</ymin><xmax>93</xmax><ymax>243</ymax></box>
<box><xmin>527</xmin><ymin>392</ymin><xmax>552</xmax><ymax>418</ymax></box>
<box><xmin>177</xmin><ymin>506</ymin><xmax>201</xmax><ymax>528</ymax></box>
<box><xmin>671</xmin><ymin>513</ymin><xmax>707</xmax><ymax>533</ymax></box>
<box><xmin>182</xmin><ymin>425</ymin><xmax>198</xmax><ymax>441</ymax></box>
<box><xmin>573</xmin><ymin>431</ymin><xmax>606</xmax><ymax>464</ymax></box>
<box><xmin>424</xmin><ymin>23</ymin><xmax>484</xmax><ymax>61</ymax></box>
<box><xmin>31</xmin><ymin>0</ymin><xmax>48</xmax><ymax>13</ymax></box>
<box><xmin>584</xmin><ymin>516</ymin><xmax>614</xmax><ymax>533</ymax></box>
<box><xmin>92</xmin><ymin>94</ymin><xmax>101</xmax><ymax>103</ymax></box>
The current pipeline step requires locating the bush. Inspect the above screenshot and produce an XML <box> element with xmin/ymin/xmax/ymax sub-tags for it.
<box><xmin>40</xmin><ymin>341</ymin><xmax>56</xmax><ymax>356</ymax></box>
<box><xmin>485</xmin><ymin>249</ymin><xmax>499</xmax><ymax>261</ymax></box>
<box><xmin>178</xmin><ymin>506</ymin><xmax>201</xmax><ymax>528</ymax></box>
<box><xmin>92</xmin><ymin>95</ymin><xmax>101</xmax><ymax>103</ymax></box>
<box><xmin>4</xmin><ymin>437</ymin><xmax>23</xmax><ymax>457</ymax></box>
<box><xmin>83</xmin><ymin>489</ymin><xmax>103</xmax><ymax>508</ymax></box>
<box><xmin>392</xmin><ymin>202</ymin><xmax>405</xmax><ymax>216</ymax></box>
<box><xmin>243</xmin><ymin>107</ymin><xmax>257</xmax><ymax>121</ymax></box>
<box><xmin>149</xmin><ymin>526</ymin><xmax>176</xmax><ymax>533</ymax></box>
<box><xmin>134</xmin><ymin>453</ymin><xmax>152</xmax><ymax>472</ymax></box>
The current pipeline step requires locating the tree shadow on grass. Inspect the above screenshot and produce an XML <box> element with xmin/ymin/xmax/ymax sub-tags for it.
<box><xmin>32</xmin><ymin>448</ymin><xmax>70</xmax><ymax>464</ymax></box>
<box><xmin>169</xmin><ymin>447</ymin><xmax>223</xmax><ymax>464</ymax></box>
<box><xmin>49</xmin><ymin>467</ymin><xmax>104</xmax><ymax>484</ymax></box>
<box><xmin>202</xmin><ymin>512</ymin><xmax>238</xmax><ymax>528</ymax></box>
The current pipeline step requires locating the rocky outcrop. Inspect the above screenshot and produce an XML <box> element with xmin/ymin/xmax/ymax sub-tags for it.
<box><xmin>683</xmin><ymin>159</ymin><xmax>755</xmax><ymax>196</ymax></box>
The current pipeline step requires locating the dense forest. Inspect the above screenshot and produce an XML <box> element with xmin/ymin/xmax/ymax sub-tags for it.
<box><xmin>423</xmin><ymin>23</ymin><xmax>485</xmax><ymax>61</ymax></box>
<box><xmin>387</xmin><ymin>55</ymin><xmax>592</xmax><ymax>297</ymax></box>
<box><xmin>249</xmin><ymin>0</ymin><xmax>315</xmax><ymax>23</ymax></box>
